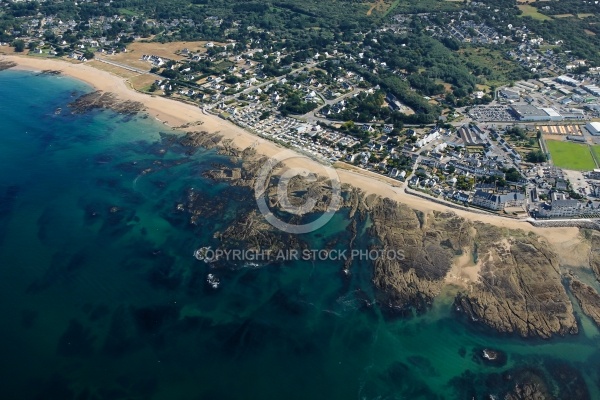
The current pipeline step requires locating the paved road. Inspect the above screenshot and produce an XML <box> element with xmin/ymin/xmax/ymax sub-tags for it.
<box><xmin>210</xmin><ymin>61</ymin><xmax>323</xmax><ymax>108</ymax></box>
<box><xmin>95</xmin><ymin>57</ymin><xmax>160</xmax><ymax>76</ymax></box>
<box><xmin>299</xmin><ymin>88</ymin><xmax>363</xmax><ymax>124</ymax></box>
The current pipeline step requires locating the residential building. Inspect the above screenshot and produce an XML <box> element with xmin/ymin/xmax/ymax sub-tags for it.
<box><xmin>472</xmin><ymin>190</ymin><xmax>526</xmax><ymax>211</ymax></box>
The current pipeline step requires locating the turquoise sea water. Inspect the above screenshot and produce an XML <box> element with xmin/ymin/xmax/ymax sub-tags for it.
<box><xmin>1</xmin><ymin>70</ymin><xmax>600</xmax><ymax>399</ymax></box>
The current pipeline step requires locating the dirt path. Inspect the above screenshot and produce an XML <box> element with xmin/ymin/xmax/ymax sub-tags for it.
<box><xmin>366</xmin><ymin>0</ymin><xmax>386</xmax><ymax>16</ymax></box>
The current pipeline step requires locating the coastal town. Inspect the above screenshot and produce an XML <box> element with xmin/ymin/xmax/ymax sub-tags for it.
<box><xmin>2</xmin><ymin>0</ymin><xmax>600</xmax><ymax>223</ymax></box>
<box><xmin>6</xmin><ymin>1</ymin><xmax>600</xmax><ymax>399</ymax></box>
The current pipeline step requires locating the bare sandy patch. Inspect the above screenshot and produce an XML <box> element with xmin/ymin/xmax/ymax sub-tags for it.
<box><xmin>446</xmin><ymin>249</ymin><xmax>481</xmax><ymax>289</ymax></box>
<box><xmin>103</xmin><ymin>40</ymin><xmax>226</xmax><ymax>71</ymax></box>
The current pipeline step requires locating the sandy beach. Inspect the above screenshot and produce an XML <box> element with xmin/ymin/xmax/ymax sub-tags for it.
<box><xmin>1</xmin><ymin>54</ymin><xmax>584</xmax><ymax>250</ymax></box>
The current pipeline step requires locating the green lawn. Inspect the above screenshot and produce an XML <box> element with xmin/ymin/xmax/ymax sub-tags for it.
<box><xmin>592</xmin><ymin>145</ymin><xmax>600</xmax><ymax>167</ymax></box>
<box><xmin>382</xmin><ymin>0</ymin><xmax>402</xmax><ymax>17</ymax></box>
<box><xmin>546</xmin><ymin>140</ymin><xmax>597</xmax><ymax>171</ymax></box>
<box><xmin>518</xmin><ymin>5</ymin><xmax>553</xmax><ymax>21</ymax></box>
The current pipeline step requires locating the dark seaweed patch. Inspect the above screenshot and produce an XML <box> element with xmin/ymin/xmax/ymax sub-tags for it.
<box><xmin>21</xmin><ymin>309</ymin><xmax>38</xmax><ymax>329</ymax></box>
<box><xmin>147</xmin><ymin>257</ymin><xmax>182</xmax><ymax>291</ymax></box>
<box><xmin>381</xmin><ymin>361</ymin><xmax>443</xmax><ymax>399</ymax></box>
<box><xmin>57</xmin><ymin>319</ymin><xmax>96</xmax><ymax>357</ymax></box>
<box><xmin>34</xmin><ymin>374</ymin><xmax>75</xmax><ymax>400</ymax></box>
<box><xmin>102</xmin><ymin>306</ymin><xmax>139</xmax><ymax>357</ymax></box>
<box><xmin>28</xmin><ymin>250</ymin><xmax>88</xmax><ymax>293</ymax></box>
<box><xmin>88</xmin><ymin>304</ymin><xmax>110</xmax><ymax>322</ymax></box>
<box><xmin>132</xmin><ymin>304</ymin><xmax>178</xmax><ymax>335</ymax></box>
<box><xmin>407</xmin><ymin>355</ymin><xmax>439</xmax><ymax>377</ymax></box>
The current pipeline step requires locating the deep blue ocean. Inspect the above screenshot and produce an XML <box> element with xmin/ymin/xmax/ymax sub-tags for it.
<box><xmin>1</xmin><ymin>69</ymin><xmax>600</xmax><ymax>399</ymax></box>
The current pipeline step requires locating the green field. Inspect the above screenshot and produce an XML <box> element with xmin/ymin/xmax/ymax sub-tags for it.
<box><xmin>518</xmin><ymin>5</ymin><xmax>553</xmax><ymax>21</ymax></box>
<box><xmin>546</xmin><ymin>140</ymin><xmax>597</xmax><ymax>170</ymax></box>
<box><xmin>592</xmin><ymin>145</ymin><xmax>600</xmax><ymax>167</ymax></box>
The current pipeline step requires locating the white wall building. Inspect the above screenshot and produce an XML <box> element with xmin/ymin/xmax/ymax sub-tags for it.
<box><xmin>586</xmin><ymin>122</ymin><xmax>600</xmax><ymax>136</ymax></box>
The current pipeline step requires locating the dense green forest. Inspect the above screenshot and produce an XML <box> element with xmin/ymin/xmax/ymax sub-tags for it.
<box><xmin>1</xmin><ymin>0</ymin><xmax>374</xmax><ymax>41</ymax></box>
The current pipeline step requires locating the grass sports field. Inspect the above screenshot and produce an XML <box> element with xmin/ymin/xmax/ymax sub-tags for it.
<box><xmin>546</xmin><ymin>140</ymin><xmax>597</xmax><ymax>170</ymax></box>
<box><xmin>592</xmin><ymin>145</ymin><xmax>600</xmax><ymax>167</ymax></box>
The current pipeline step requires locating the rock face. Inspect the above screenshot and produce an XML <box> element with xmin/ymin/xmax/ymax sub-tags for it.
<box><xmin>456</xmin><ymin>224</ymin><xmax>577</xmax><ymax>338</ymax></box>
<box><xmin>178</xmin><ymin>131</ymin><xmax>223</xmax><ymax>150</ymax></box>
<box><xmin>369</xmin><ymin>198</ymin><xmax>471</xmax><ymax>311</ymax></box>
<box><xmin>505</xmin><ymin>383</ymin><xmax>548</xmax><ymax>400</ymax></box>
<box><xmin>68</xmin><ymin>90</ymin><xmax>144</xmax><ymax>115</ymax></box>
<box><xmin>366</xmin><ymin>197</ymin><xmax>577</xmax><ymax>337</ymax></box>
<box><xmin>570</xmin><ymin>279</ymin><xmax>600</xmax><ymax>326</ymax></box>
<box><xmin>0</xmin><ymin>60</ymin><xmax>16</xmax><ymax>71</ymax></box>
<box><xmin>585</xmin><ymin>230</ymin><xmax>600</xmax><ymax>280</ymax></box>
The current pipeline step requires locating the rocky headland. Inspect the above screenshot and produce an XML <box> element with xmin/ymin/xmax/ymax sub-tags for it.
<box><xmin>454</xmin><ymin>223</ymin><xmax>578</xmax><ymax>338</ymax></box>
<box><xmin>184</xmin><ymin>131</ymin><xmax>600</xmax><ymax>341</ymax></box>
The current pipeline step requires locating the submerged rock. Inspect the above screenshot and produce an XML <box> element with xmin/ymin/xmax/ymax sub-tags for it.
<box><xmin>68</xmin><ymin>90</ymin><xmax>144</xmax><ymax>115</ymax></box>
<box><xmin>0</xmin><ymin>60</ymin><xmax>16</xmax><ymax>71</ymax></box>
<box><xmin>472</xmin><ymin>347</ymin><xmax>507</xmax><ymax>367</ymax></box>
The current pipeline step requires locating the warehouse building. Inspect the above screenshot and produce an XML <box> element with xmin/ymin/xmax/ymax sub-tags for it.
<box><xmin>583</xmin><ymin>85</ymin><xmax>600</xmax><ymax>97</ymax></box>
<box><xmin>556</xmin><ymin>75</ymin><xmax>580</xmax><ymax>87</ymax></box>
<box><xmin>499</xmin><ymin>89</ymin><xmax>520</xmax><ymax>100</ymax></box>
<box><xmin>585</xmin><ymin>122</ymin><xmax>600</xmax><ymax>136</ymax></box>
<box><xmin>509</xmin><ymin>105</ymin><xmax>563</xmax><ymax>122</ymax></box>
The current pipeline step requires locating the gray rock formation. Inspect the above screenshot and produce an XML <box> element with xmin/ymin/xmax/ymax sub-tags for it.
<box><xmin>570</xmin><ymin>279</ymin><xmax>600</xmax><ymax>326</ymax></box>
<box><xmin>456</xmin><ymin>224</ymin><xmax>577</xmax><ymax>338</ymax></box>
<box><xmin>184</xmin><ymin>131</ymin><xmax>588</xmax><ymax>339</ymax></box>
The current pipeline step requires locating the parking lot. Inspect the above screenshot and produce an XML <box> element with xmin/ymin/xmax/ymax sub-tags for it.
<box><xmin>469</xmin><ymin>105</ymin><xmax>517</xmax><ymax>122</ymax></box>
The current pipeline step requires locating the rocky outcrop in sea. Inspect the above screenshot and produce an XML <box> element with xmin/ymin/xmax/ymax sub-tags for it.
<box><xmin>68</xmin><ymin>90</ymin><xmax>144</xmax><ymax>115</ymax></box>
<box><xmin>171</xmin><ymin>130</ymin><xmax>600</xmax><ymax>340</ymax></box>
